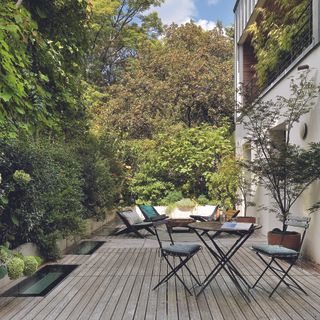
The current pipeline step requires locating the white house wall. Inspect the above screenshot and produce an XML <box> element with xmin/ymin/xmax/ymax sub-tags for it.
<box><xmin>236</xmin><ymin>46</ymin><xmax>320</xmax><ymax>263</ymax></box>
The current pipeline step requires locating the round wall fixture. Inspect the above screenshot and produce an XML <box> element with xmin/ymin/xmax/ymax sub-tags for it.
<box><xmin>300</xmin><ymin>123</ymin><xmax>308</xmax><ymax>140</ymax></box>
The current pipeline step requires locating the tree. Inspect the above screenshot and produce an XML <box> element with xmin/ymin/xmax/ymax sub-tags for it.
<box><xmin>87</xmin><ymin>0</ymin><xmax>164</xmax><ymax>85</ymax></box>
<box><xmin>240</xmin><ymin>72</ymin><xmax>320</xmax><ymax>230</ymax></box>
<box><xmin>100</xmin><ymin>22</ymin><xmax>234</xmax><ymax>139</ymax></box>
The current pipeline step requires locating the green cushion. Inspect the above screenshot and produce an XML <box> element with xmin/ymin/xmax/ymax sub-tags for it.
<box><xmin>252</xmin><ymin>244</ymin><xmax>298</xmax><ymax>257</ymax></box>
<box><xmin>162</xmin><ymin>244</ymin><xmax>201</xmax><ymax>257</ymax></box>
<box><xmin>139</xmin><ymin>205</ymin><xmax>158</xmax><ymax>218</ymax></box>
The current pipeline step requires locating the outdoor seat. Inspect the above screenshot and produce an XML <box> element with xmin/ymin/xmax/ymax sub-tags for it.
<box><xmin>251</xmin><ymin>216</ymin><xmax>311</xmax><ymax>297</ymax></box>
<box><xmin>190</xmin><ymin>205</ymin><xmax>219</xmax><ymax>222</ymax></box>
<box><xmin>152</xmin><ymin>219</ymin><xmax>202</xmax><ymax>295</ymax></box>
<box><xmin>116</xmin><ymin>211</ymin><xmax>155</xmax><ymax>238</ymax></box>
<box><xmin>225</xmin><ymin>209</ymin><xmax>240</xmax><ymax>221</ymax></box>
<box><xmin>138</xmin><ymin>204</ymin><xmax>168</xmax><ymax>221</ymax></box>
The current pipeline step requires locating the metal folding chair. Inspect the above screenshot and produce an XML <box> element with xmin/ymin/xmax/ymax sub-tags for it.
<box><xmin>251</xmin><ymin>216</ymin><xmax>311</xmax><ymax>297</ymax></box>
<box><xmin>152</xmin><ymin>219</ymin><xmax>202</xmax><ymax>295</ymax></box>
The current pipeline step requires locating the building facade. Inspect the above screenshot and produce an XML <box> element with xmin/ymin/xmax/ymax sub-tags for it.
<box><xmin>234</xmin><ymin>0</ymin><xmax>320</xmax><ymax>262</ymax></box>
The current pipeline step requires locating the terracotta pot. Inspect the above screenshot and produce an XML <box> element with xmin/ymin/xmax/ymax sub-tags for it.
<box><xmin>267</xmin><ymin>231</ymin><xmax>301</xmax><ymax>251</ymax></box>
<box><xmin>236</xmin><ymin>216</ymin><xmax>256</xmax><ymax>223</ymax></box>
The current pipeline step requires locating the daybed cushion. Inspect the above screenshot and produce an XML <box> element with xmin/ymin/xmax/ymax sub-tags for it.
<box><xmin>121</xmin><ymin>211</ymin><xmax>143</xmax><ymax>225</ymax></box>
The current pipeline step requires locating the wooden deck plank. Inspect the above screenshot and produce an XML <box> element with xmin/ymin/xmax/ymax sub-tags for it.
<box><xmin>1</xmin><ymin>230</ymin><xmax>320</xmax><ymax>320</ymax></box>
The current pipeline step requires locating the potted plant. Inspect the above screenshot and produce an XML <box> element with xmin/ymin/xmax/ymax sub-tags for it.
<box><xmin>239</xmin><ymin>71</ymin><xmax>320</xmax><ymax>249</ymax></box>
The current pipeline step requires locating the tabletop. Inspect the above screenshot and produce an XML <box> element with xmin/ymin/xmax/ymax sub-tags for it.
<box><xmin>188</xmin><ymin>221</ymin><xmax>261</xmax><ymax>233</ymax></box>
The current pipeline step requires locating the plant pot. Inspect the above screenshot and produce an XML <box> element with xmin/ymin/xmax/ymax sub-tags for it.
<box><xmin>267</xmin><ymin>230</ymin><xmax>301</xmax><ymax>251</ymax></box>
<box><xmin>236</xmin><ymin>216</ymin><xmax>256</xmax><ymax>223</ymax></box>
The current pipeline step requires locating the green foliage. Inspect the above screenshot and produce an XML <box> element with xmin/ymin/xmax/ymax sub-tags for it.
<box><xmin>76</xmin><ymin>133</ymin><xmax>124</xmax><ymax>219</ymax></box>
<box><xmin>175</xmin><ymin>198</ymin><xmax>196</xmax><ymax>211</ymax></box>
<box><xmin>197</xmin><ymin>194</ymin><xmax>210</xmax><ymax>205</ymax></box>
<box><xmin>103</xmin><ymin>23</ymin><xmax>234</xmax><ymax>138</ymax></box>
<box><xmin>0</xmin><ymin>0</ymin><xmax>89</xmax><ymax>137</ymax></box>
<box><xmin>130</xmin><ymin>124</ymin><xmax>235</xmax><ymax>203</ymax></box>
<box><xmin>159</xmin><ymin>190</ymin><xmax>183</xmax><ymax>205</ymax></box>
<box><xmin>88</xmin><ymin>0</ymin><xmax>164</xmax><ymax>85</ymax></box>
<box><xmin>0</xmin><ymin>138</ymin><xmax>85</xmax><ymax>259</ymax></box>
<box><xmin>248</xmin><ymin>0</ymin><xmax>311</xmax><ymax>86</ymax></box>
<box><xmin>7</xmin><ymin>257</ymin><xmax>24</xmax><ymax>280</ymax></box>
<box><xmin>23</xmin><ymin>256</ymin><xmax>38</xmax><ymax>276</ymax></box>
<box><xmin>207</xmin><ymin>156</ymin><xmax>240</xmax><ymax>209</ymax></box>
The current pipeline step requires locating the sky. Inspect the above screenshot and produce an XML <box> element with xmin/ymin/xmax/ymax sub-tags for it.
<box><xmin>148</xmin><ymin>0</ymin><xmax>235</xmax><ymax>31</ymax></box>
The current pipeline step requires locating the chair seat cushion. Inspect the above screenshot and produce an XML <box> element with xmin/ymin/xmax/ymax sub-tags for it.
<box><xmin>162</xmin><ymin>244</ymin><xmax>201</xmax><ymax>256</ymax></box>
<box><xmin>252</xmin><ymin>244</ymin><xmax>298</xmax><ymax>257</ymax></box>
<box><xmin>121</xmin><ymin>211</ymin><xmax>143</xmax><ymax>225</ymax></box>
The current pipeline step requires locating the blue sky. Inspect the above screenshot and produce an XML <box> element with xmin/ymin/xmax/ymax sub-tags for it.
<box><xmin>149</xmin><ymin>0</ymin><xmax>235</xmax><ymax>30</ymax></box>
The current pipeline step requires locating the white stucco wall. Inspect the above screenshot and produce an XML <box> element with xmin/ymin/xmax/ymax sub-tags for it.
<box><xmin>235</xmin><ymin>46</ymin><xmax>320</xmax><ymax>263</ymax></box>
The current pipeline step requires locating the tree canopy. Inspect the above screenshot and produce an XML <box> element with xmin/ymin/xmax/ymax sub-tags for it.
<box><xmin>94</xmin><ymin>22</ymin><xmax>234</xmax><ymax>139</ymax></box>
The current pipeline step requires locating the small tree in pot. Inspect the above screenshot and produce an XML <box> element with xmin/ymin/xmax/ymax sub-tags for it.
<box><xmin>239</xmin><ymin>72</ymin><xmax>320</xmax><ymax>248</ymax></box>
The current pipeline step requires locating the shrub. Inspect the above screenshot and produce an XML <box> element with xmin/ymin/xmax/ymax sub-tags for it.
<box><xmin>175</xmin><ymin>198</ymin><xmax>197</xmax><ymax>211</ymax></box>
<box><xmin>197</xmin><ymin>194</ymin><xmax>210</xmax><ymax>205</ymax></box>
<box><xmin>23</xmin><ymin>256</ymin><xmax>39</xmax><ymax>276</ymax></box>
<box><xmin>7</xmin><ymin>257</ymin><xmax>24</xmax><ymax>280</ymax></box>
<box><xmin>0</xmin><ymin>138</ymin><xmax>85</xmax><ymax>260</ymax></box>
<box><xmin>159</xmin><ymin>190</ymin><xmax>183</xmax><ymax>205</ymax></box>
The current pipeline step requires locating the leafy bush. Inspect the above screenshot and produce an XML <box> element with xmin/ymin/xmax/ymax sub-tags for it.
<box><xmin>130</xmin><ymin>124</ymin><xmax>235</xmax><ymax>204</ymax></box>
<box><xmin>159</xmin><ymin>190</ymin><xmax>183</xmax><ymax>205</ymax></box>
<box><xmin>175</xmin><ymin>198</ymin><xmax>196</xmax><ymax>211</ymax></box>
<box><xmin>7</xmin><ymin>257</ymin><xmax>24</xmax><ymax>280</ymax></box>
<box><xmin>76</xmin><ymin>134</ymin><xmax>123</xmax><ymax>219</ymax></box>
<box><xmin>197</xmin><ymin>194</ymin><xmax>210</xmax><ymax>205</ymax></box>
<box><xmin>0</xmin><ymin>138</ymin><xmax>85</xmax><ymax>259</ymax></box>
<box><xmin>23</xmin><ymin>256</ymin><xmax>39</xmax><ymax>276</ymax></box>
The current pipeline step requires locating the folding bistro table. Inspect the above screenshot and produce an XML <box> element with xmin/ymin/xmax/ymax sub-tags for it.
<box><xmin>188</xmin><ymin>221</ymin><xmax>261</xmax><ymax>301</ymax></box>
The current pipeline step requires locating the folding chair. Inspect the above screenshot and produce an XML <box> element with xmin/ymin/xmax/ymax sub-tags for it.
<box><xmin>190</xmin><ymin>205</ymin><xmax>219</xmax><ymax>222</ymax></box>
<box><xmin>138</xmin><ymin>204</ymin><xmax>168</xmax><ymax>221</ymax></box>
<box><xmin>225</xmin><ymin>209</ymin><xmax>240</xmax><ymax>221</ymax></box>
<box><xmin>152</xmin><ymin>219</ymin><xmax>202</xmax><ymax>295</ymax></box>
<box><xmin>251</xmin><ymin>216</ymin><xmax>311</xmax><ymax>297</ymax></box>
<box><xmin>116</xmin><ymin>211</ymin><xmax>155</xmax><ymax>238</ymax></box>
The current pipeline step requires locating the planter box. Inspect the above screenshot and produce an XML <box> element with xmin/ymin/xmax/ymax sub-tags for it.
<box><xmin>236</xmin><ymin>216</ymin><xmax>256</xmax><ymax>223</ymax></box>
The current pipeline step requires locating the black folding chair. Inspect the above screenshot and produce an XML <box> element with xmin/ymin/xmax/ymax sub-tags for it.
<box><xmin>138</xmin><ymin>204</ymin><xmax>168</xmax><ymax>221</ymax></box>
<box><xmin>190</xmin><ymin>205</ymin><xmax>219</xmax><ymax>222</ymax></box>
<box><xmin>152</xmin><ymin>219</ymin><xmax>202</xmax><ymax>295</ymax></box>
<box><xmin>251</xmin><ymin>216</ymin><xmax>311</xmax><ymax>297</ymax></box>
<box><xmin>116</xmin><ymin>211</ymin><xmax>155</xmax><ymax>238</ymax></box>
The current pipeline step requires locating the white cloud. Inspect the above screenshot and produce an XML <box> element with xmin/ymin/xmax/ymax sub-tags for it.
<box><xmin>207</xmin><ymin>0</ymin><xmax>219</xmax><ymax>5</ymax></box>
<box><xmin>147</xmin><ymin>0</ymin><xmax>217</xmax><ymax>31</ymax></box>
<box><xmin>195</xmin><ymin>19</ymin><xmax>216</xmax><ymax>31</ymax></box>
<box><xmin>148</xmin><ymin>0</ymin><xmax>197</xmax><ymax>25</ymax></box>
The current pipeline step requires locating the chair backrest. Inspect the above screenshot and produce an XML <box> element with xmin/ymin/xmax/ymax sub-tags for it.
<box><xmin>117</xmin><ymin>211</ymin><xmax>143</xmax><ymax>227</ymax></box>
<box><xmin>207</xmin><ymin>205</ymin><xmax>219</xmax><ymax>221</ymax></box>
<box><xmin>151</xmin><ymin>219</ymin><xmax>174</xmax><ymax>250</ymax></box>
<box><xmin>225</xmin><ymin>209</ymin><xmax>240</xmax><ymax>221</ymax></box>
<box><xmin>285</xmin><ymin>216</ymin><xmax>311</xmax><ymax>251</ymax></box>
<box><xmin>138</xmin><ymin>205</ymin><xmax>160</xmax><ymax>220</ymax></box>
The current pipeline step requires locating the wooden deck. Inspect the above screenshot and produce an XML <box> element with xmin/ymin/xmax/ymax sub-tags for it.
<box><xmin>1</xmin><ymin>226</ymin><xmax>320</xmax><ymax>320</ymax></box>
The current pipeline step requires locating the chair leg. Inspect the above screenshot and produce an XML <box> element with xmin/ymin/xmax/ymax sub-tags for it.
<box><xmin>145</xmin><ymin>227</ymin><xmax>155</xmax><ymax>235</ymax></box>
<box><xmin>251</xmin><ymin>255</ymin><xmax>274</xmax><ymax>289</ymax></box>
<box><xmin>153</xmin><ymin>255</ymin><xmax>194</xmax><ymax>295</ymax></box>
<box><xmin>269</xmin><ymin>263</ymin><xmax>295</xmax><ymax>297</ymax></box>
<box><xmin>179</xmin><ymin>256</ymin><xmax>201</xmax><ymax>286</ymax></box>
<box><xmin>131</xmin><ymin>228</ymin><xmax>145</xmax><ymax>238</ymax></box>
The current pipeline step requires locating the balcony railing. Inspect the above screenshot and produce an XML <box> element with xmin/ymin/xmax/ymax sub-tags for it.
<box><xmin>243</xmin><ymin>1</ymin><xmax>313</xmax><ymax>104</ymax></box>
